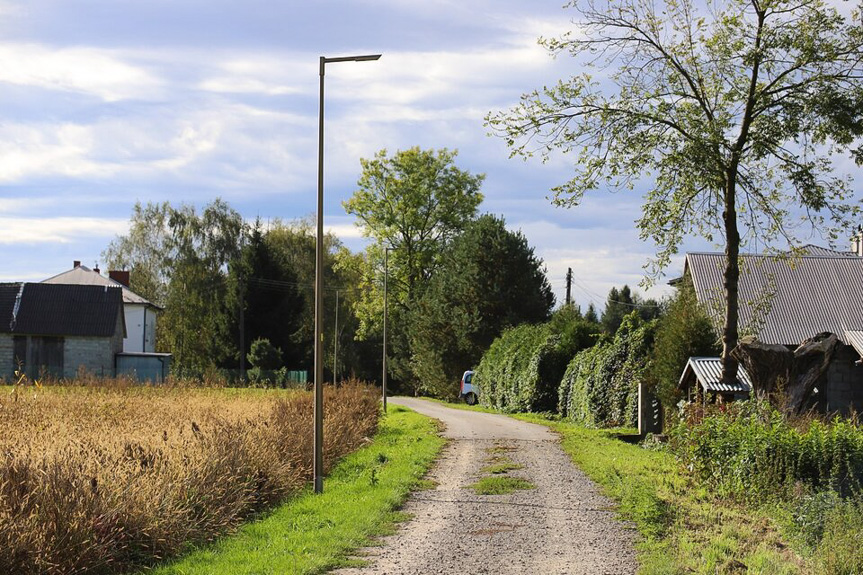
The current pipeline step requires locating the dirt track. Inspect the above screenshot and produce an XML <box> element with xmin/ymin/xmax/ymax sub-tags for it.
<box><xmin>333</xmin><ymin>397</ymin><xmax>638</xmax><ymax>575</ymax></box>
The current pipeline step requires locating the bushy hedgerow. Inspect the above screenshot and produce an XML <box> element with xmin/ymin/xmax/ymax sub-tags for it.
<box><xmin>672</xmin><ymin>400</ymin><xmax>863</xmax><ymax>499</ymax></box>
<box><xmin>474</xmin><ymin>323</ymin><xmax>573</xmax><ymax>412</ymax></box>
<box><xmin>558</xmin><ymin>312</ymin><xmax>656</xmax><ymax>427</ymax></box>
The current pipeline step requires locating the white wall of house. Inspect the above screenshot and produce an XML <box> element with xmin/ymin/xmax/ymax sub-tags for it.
<box><xmin>124</xmin><ymin>304</ymin><xmax>157</xmax><ymax>353</ymax></box>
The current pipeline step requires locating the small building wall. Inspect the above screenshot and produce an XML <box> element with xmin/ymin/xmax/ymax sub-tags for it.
<box><xmin>63</xmin><ymin>311</ymin><xmax>124</xmax><ymax>379</ymax></box>
<box><xmin>821</xmin><ymin>343</ymin><xmax>863</xmax><ymax>414</ymax></box>
<box><xmin>64</xmin><ymin>336</ymin><xmax>116</xmax><ymax>378</ymax></box>
<box><xmin>0</xmin><ymin>335</ymin><xmax>13</xmax><ymax>381</ymax></box>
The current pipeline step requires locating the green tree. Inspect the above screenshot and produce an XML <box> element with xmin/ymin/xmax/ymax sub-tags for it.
<box><xmin>343</xmin><ymin>147</ymin><xmax>485</xmax><ymax>385</ymax></box>
<box><xmin>487</xmin><ymin>0</ymin><xmax>863</xmax><ymax>386</ymax></box>
<box><xmin>246</xmin><ymin>338</ymin><xmax>283</xmax><ymax>370</ymax></box>
<box><xmin>224</xmin><ymin>221</ymin><xmax>305</xmax><ymax>372</ymax></box>
<box><xmin>601</xmin><ymin>285</ymin><xmax>662</xmax><ymax>335</ymax></box>
<box><xmin>410</xmin><ymin>214</ymin><xmax>555</xmax><ymax>397</ymax></box>
<box><xmin>102</xmin><ymin>201</ymin><xmax>172</xmax><ymax>307</ymax></box>
<box><xmin>648</xmin><ymin>276</ymin><xmax>719</xmax><ymax>410</ymax></box>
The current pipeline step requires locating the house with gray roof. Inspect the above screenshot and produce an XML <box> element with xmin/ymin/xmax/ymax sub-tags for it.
<box><xmin>0</xmin><ymin>283</ymin><xmax>125</xmax><ymax>380</ymax></box>
<box><xmin>42</xmin><ymin>261</ymin><xmax>161</xmax><ymax>353</ymax></box>
<box><xmin>679</xmin><ymin>245</ymin><xmax>863</xmax><ymax>412</ymax></box>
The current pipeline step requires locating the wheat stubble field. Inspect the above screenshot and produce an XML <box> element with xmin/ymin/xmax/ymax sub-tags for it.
<box><xmin>0</xmin><ymin>381</ymin><xmax>379</xmax><ymax>574</ymax></box>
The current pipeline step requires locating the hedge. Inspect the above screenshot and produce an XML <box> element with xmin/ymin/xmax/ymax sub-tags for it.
<box><xmin>558</xmin><ymin>313</ymin><xmax>655</xmax><ymax>427</ymax></box>
<box><xmin>473</xmin><ymin>323</ymin><xmax>571</xmax><ymax>412</ymax></box>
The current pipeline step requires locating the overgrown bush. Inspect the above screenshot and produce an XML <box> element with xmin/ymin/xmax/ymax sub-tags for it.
<box><xmin>0</xmin><ymin>381</ymin><xmax>379</xmax><ymax>574</ymax></box>
<box><xmin>558</xmin><ymin>312</ymin><xmax>656</xmax><ymax>427</ymax></box>
<box><xmin>647</xmin><ymin>276</ymin><xmax>718</xmax><ymax>410</ymax></box>
<box><xmin>671</xmin><ymin>400</ymin><xmax>863</xmax><ymax>499</ymax></box>
<box><xmin>473</xmin><ymin>324</ymin><xmax>567</xmax><ymax>412</ymax></box>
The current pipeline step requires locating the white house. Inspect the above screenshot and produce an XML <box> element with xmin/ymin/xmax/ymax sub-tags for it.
<box><xmin>43</xmin><ymin>262</ymin><xmax>161</xmax><ymax>353</ymax></box>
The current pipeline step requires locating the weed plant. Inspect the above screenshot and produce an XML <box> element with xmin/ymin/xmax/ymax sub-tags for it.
<box><xmin>0</xmin><ymin>379</ymin><xmax>379</xmax><ymax>574</ymax></box>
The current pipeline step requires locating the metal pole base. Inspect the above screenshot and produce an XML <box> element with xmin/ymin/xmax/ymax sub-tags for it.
<box><xmin>314</xmin><ymin>475</ymin><xmax>323</xmax><ymax>494</ymax></box>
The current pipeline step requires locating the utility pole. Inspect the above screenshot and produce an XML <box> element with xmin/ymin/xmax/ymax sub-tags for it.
<box><xmin>565</xmin><ymin>267</ymin><xmax>573</xmax><ymax>307</ymax></box>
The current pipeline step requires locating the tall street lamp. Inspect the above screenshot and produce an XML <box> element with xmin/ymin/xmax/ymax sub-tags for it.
<box><xmin>315</xmin><ymin>53</ymin><xmax>381</xmax><ymax>495</ymax></box>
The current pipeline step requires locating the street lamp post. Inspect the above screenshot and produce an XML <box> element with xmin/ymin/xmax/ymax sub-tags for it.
<box><xmin>382</xmin><ymin>247</ymin><xmax>392</xmax><ymax>412</ymax></box>
<box><xmin>315</xmin><ymin>53</ymin><xmax>381</xmax><ymax>495</ymax></box>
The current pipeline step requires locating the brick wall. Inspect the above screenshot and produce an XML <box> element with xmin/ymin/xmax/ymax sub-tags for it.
<box><xmin>64</xmin><ymin>337</ymin><xmax>116</xmax><ymax>379</ymax></box>
<box><xmin>822</xmin><ymin>344</ymin><xmax>863</xmax><ymax>414</ymax></box>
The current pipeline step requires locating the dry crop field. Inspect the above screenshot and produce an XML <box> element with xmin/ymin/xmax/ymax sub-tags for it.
<box><xmin>0</xmin><ymin>380</ymin><xmax>379</xmax><ymax>574</ymax></box>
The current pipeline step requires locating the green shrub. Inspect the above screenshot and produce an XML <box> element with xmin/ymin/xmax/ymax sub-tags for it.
<box><xmin>474</xmin><ymin>323</ymin><xmax>572</xmax><ymax>412</ymax></box>
<box><xmin>558</xmin><ymin>312</ymin><xmax>656</xmax><ymax>427</ymax></box>
<box><xmin>671</xmin><ymin>400</ymin><xmax>863</xmax><ymax>499</ymax></box>
<box><xmin>647</xmin><ymin>276</ymin><xmax>718</xmax><ymax>410</ymax></box>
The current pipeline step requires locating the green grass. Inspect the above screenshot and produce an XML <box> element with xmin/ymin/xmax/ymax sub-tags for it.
<box><xmin>513</xmin><ymin>413</ymin><xmax>804</xmax><ymax>575</ymax></box>
<box><xmin>467</xmin><ymin>476</ymin><xmax>535</xmax><ymax>495</ymax></box>
<box><xmin>148</xmin><ymin>405</ymin><xmax>445</xmax><ymax>575</ymax></box>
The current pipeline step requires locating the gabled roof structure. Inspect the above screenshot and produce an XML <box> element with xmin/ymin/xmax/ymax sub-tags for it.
<box><xmin>679</xmin><ymin>357</ymin><xmax>754</xmax><ymax>394</ymax></box>
<box><xmin>683</xmin><ymin>247</ymin><xmax>863</xmax><ymax>350</ymax></box>
<box><xmin>42</xmin><ymin>265</ymin><xmax>161</xmax><ymax>309</ymax></box>
<box><xmin>0</xmin><ymin>283</ymin><xmax>125</xmax><ymax>338</ymax></box>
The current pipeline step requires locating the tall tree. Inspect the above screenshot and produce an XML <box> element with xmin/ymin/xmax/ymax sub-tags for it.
<box><xmin>343</xmin><ymin>147</ymin><xmax>485</xmax><ymax>384</ymax></box>
<box><xmin>224</xmin><ymin>220</ymin><xmax>305</xmax><ymax>371</ymax></box>
<box><xmin>162</xmin><ymin>199</ymin><xmax>244</xmax><ymax>373</ymax></box>
<box><xmin>410</xmin><ymin>214</ymin><xmax>555</xmax><ymax>396</ymax></box>
<box><xmin>102</xmin><ymin>201</ymin><xmax>172</xmax><ymax>307</ymax></box>
<box><xmin>488</xmin><ymin>0</ymin><xmax>863</xmax><ymax>385</ymax></box>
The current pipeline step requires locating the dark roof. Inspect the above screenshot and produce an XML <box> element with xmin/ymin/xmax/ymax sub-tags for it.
<box><xmin>0</xmin><ymin>283</ymin><xmax>124</xmax><ymax>338</ymax></box>
<box><xmin>42</xmin><ymin>265</ymin><xmax>162</xmax><ymax>309</ymax></box>
<box><xmin>685</xmin><ymin>251</ymin><xmax>863</xmax><ymax>346</ymax></box>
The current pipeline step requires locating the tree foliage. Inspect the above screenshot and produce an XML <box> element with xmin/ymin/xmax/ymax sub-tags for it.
<box><xmin>487</xmin><ymin>0</ymin><xmax>863</xmax><ymax>385</ymax></box>
<box><xmin>343</xmin><ymin>147</ymin><xmax>485</xmax><ymax>386</ymax></box>
<box><xmin>409</xmin><ymin>214</ymin><xmax>555</xmax><ymax>397</ymax></box>
<box><xmin>648</xmin><ymin>276</ymin><xmax>719</xmax><ymax>409</ymax></box>
<box><xmin>601</xmin><ymin>284</ymin><xmax>661</xmax><ymax>335</ymax></box>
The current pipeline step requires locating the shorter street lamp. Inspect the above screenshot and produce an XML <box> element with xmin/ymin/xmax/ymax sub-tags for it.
<box><xmin>382</xmin><ymin>246</ymin><xmax>393</xmax><ymax>412</ymax></box>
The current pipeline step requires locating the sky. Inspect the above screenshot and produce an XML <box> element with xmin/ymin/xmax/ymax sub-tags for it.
<box><xmin>0</xmin><ymin>0</ymin><xmax>859</xmax><ymax>310</ymax></box>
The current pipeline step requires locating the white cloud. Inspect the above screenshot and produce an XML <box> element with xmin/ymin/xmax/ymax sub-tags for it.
<box><xmin>0</xmin><ymin>43</ymin><xmax>163</xmax><ymax>101</ymax></box>
<box><xmin>0</xmin><ymin>216</ymin><xmax>128</xmax><ymax>245</ymax></box>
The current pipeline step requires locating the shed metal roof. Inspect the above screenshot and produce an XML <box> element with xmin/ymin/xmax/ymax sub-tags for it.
<box><xmin>685</xmin><ymin>251</ymin><xmax>863</xmax><ymax>347</ymax></box>
<box><xmin>679</xmin><ymin>357</ymin><xmax>754</xmax><ymax>394</ymax></box>
<box><xmin>0</xmin><ymin>283</ymin><xmax>124</xmax><ymax>338</ymax></box>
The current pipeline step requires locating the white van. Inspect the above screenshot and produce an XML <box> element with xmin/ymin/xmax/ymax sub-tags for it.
<box><xmin>459</xmin><ymin>370</ymin><xmax>477</xmax><ymax>405</ymax></box>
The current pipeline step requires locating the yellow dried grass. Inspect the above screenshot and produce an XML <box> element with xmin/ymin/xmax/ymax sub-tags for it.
<box><xmin>0</xmin><ymin>380</ymin><xmax>379</xmax><ymax>574</ymax></box>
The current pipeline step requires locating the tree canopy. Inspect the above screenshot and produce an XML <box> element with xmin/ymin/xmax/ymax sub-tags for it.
<box><xmin>409</xmin><ymin>214</ymin><xmax>555</xmax><ymax>396</ymax></box>
<box><xmin>488</xmin><ymin>0</ymin><xmax>863</xmax><ymax>384</ymax></box>
<box><xmin>343</xmin><ymin>146</ymin><xmax>485</xmax><ymax>386</ymax></box>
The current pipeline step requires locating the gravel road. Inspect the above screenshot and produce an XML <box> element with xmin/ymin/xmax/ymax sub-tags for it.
<box><xmin>333</xmin><ymin>397</ymin><xmax>638</xmax><ymax>575</ymax></box>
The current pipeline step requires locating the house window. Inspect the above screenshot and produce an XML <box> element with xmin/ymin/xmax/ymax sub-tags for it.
<box><xmin>12</xmin><ymin>336</ymin><xmax>64</xmax><ymax>380</ymax></box>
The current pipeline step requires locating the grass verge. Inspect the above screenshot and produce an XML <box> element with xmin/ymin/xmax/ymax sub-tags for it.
<box><xmin>149</xmin><ymin>404</ymin><xmax>445</xmax><ymax>575</ymax></box>
<box><xmin>514</xmin><ymin>414</ymin><xmax>803</xmax><ymax>575</ymax></box>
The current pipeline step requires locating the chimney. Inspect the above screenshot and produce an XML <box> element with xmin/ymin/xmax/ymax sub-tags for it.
<box><xmin>93</xmin><ymin>264</ymin><xmax>100</xmax><ymax>274</ymax></box>
<box><xmin>109</xmin><ymin>270</ymin><xmax>130</xmax><ymax>287</ymax></box>
<box><xmin>853</xmin><ymin>226</ymin><xmax>863</xmax><ymax>257</ymax></box>
<box><xmin>73</xmin><ymin>260</ymin><xmax>81</xmax><ymax>268</ymax></box>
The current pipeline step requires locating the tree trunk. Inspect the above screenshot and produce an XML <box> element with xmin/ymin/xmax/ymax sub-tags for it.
<box><xmin>721</xmin><ymin>174</ymin><xmax>741</xmax><ymax>387</ymax></box>
<box><xmin>730</xmin><ymin>335</ymin><xmax>793</xmax><ymax>396</ymax></box>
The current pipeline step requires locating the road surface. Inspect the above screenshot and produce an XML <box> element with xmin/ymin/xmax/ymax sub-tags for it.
<box><xmin>333</xmin><ymin>397</ymin><xmax>638</xmax><ymax>575</ymax></box>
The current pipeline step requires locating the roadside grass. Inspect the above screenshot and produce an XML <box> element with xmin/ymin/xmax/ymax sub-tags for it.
<box><xmin>514</xmin><ymin>413</ymin><xmax>804</xmax><ymax>575</ymax></box>
<box><xmin>149</xmin><ymin>405</ymin><xmax>445</xmax><ymax>575</ymax></box>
